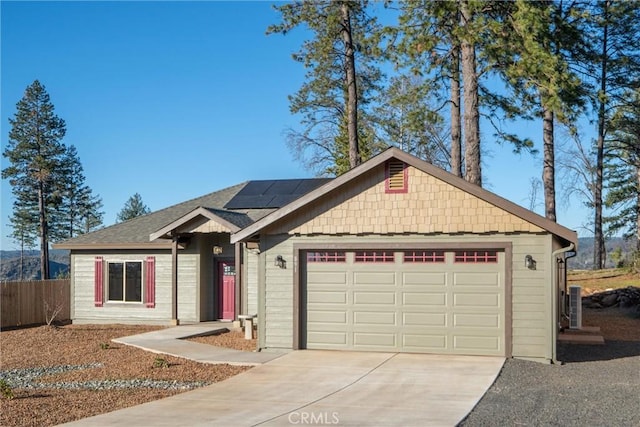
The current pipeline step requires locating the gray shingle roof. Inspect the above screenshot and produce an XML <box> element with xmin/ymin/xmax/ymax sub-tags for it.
<box><xmin>55</xmin><ymin>179</ymin><xmax>330</xmax><ymax>249</ymax></box>
<box><xmin>55</xmin><ymin>182</ymin><xmax>276</xmax><ymax>248</ymax></box>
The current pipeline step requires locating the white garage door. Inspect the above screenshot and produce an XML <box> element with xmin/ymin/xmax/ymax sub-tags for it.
<box><xmin>304</xmin><ymin>249</ymin><xmax>505</xmax><ymax>356</ymax></box>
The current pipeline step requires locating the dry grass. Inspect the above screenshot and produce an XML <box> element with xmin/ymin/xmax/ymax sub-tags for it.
<box><xmin>568</xmin><ymin>268</ymin><xmax>640</xmax><ymax>295</ymax></box>
<box><xmin>0</xmin><ymin>324</ymin><xmax>252</xmax><ymax>427</ymax></box>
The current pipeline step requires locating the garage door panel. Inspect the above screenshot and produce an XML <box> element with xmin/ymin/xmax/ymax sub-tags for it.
<box><xmin>353</xmin><ymin>272</ymin><xmax>396</xmax><ymax>285</ymax></box>
<box><xmin>403</xmin><ymin>292</ymin><xmax>447</xmax><ymax>306</ymax></box>
<box><xmin>453</xmin><ymin>335</ymin><xmax>501</xmax><ymax>351</ymax></box>
<box><xmin>402</xmin><ymin>272</ymin><xmax>447</xmax><ymax>286</ymax></box>
<box><xmin>454</xmin><ymin>272</ymin><xmax>500</xmax><ymax>286</ymax></box>
<box><xmin>454</xmin><ymin>293</ymin><xmax>499</xmax><ymax>307</ymax></box>
<box><xmin>354</xmin><ymin>311</ymin><xmax>397</xmax><ymax>326</ymax></box>
<box><xmin>307</xmin><ymin>271</ymin><xmax>347</xmax><ymax>285</ymax></box>
<box><xmin>402</xmin><ymin>334</ymin><xmax>447</xmax><ymax>350</ymax></box>
<box><xmin>403</xmin><ymin>312</ymin><xmax>447</xmax><ymax>326</ymax></box>
<box><xmin>304</xmin><ymin>249</ymin><xmax>505</xmax><ymax>356</ymax></box>
<box><xmin>454</xmin><ymin>313</ymin><xmax>500</xmax><ymax>328</ymax></box>
<box><xmin>354</xmin><ymin>332</ymin><xmax>396</xmax><ymax>347</ymax></box>
<box><xmin>307</xmin><ymin>310</ymin><xmax>348</xmax><ymax>324</ymax></box>
<box><xmin>308</xmin><ymin>291</ymin><xmax>347</xmax><ymax>304</ymax></box>
<box><xmin>353</xmin><ymin>291</ymin><xmax>395</xmax><ymax>305</ymax></box>
<box><xmin>307</xmin><ymin>331</ymin><xmax>348</xmax><ymax>346</ymax></box>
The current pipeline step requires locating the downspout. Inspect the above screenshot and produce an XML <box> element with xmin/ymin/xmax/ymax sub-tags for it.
<box><xmin>551</xmin><ymin>242</ymin><xmax>575</xmax><ymax>364</ymax></box>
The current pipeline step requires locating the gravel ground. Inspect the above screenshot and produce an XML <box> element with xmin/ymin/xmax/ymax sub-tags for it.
<box><xmin>460</xmin><ymin>308</ymin><xmax>640</xmax><ymax>427</ymax></box>
<box><xmin>2</xmin><ymin>310</ymin><xmax>637</xmax><ymax>427</ymax></box>
<box><xmin>0</xmin><ymin>325</ymin><xmax>252</xmax><ymax>427</ymax></box>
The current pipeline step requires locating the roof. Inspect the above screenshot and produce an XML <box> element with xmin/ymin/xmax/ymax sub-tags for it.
<box><xmin>224</xmin><ymin>179</ymin><xmax>331</xmax><ymax>209</ymax></box>
<box><xmin>230</xmin><ymin>147</ymin><xmax>578</xmax><ymax>246</ymax></box>
<box><xmin>54</xmin><ymin>179</ymin><xmax>332</xmax><ymax>250</ymax></box>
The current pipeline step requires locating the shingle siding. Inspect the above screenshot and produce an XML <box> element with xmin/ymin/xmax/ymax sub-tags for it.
<box><xmin>268</xmin><ymin>166</ymin><xmax>545</xmax><ymax>236</ymax></box>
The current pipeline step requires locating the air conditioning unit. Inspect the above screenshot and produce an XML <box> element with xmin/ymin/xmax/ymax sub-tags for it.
<box><xmin>569</xmin><ymin>285</ymin><xmax>582</xmax><ymax>330</ymax></box>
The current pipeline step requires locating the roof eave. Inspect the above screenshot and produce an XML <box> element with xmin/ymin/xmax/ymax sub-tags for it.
<box><xmin>149</xmin><ymin>206</ymin><xmax>240</xmax><ymax>241</ymax></box>
<box><xmin>53</xmin><ymin>242</ymin><xmax>174</xmax><ymax>250</ymax></box>
<box><xmin>231</xmin><ymin>147</ymin><xmax>578</xmax><ymax>245</ymax></box>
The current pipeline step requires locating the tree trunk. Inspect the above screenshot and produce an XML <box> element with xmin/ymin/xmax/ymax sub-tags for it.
<box><xmin>542</xmin><ymin>106</ymin><xmax>556</xmax><ymax>222</ymax></box>
<box><xmin>636</xmin><ymin>165</ymin><xmax>640</xmax><ymax>253</ymax></box>
<box><xmin>38</xmin><ymin>181</ymin><xmax>50</xmax><ymax>280</ymax></box>
<box><xmin>461</xmin><ymin>1</ymin><xmax>481</xmax><ymax>186</ymax></box>
<box><xmin>594</xmin><ymin>0</ymin><xmax>609</xmax><ymax>270</ymax></box>
<box><xmin>20</xmin><ymin>239</ymin><xmax>24</xmax><ymax>281</ymax></box>
<box><xmin>341</xmin><ymin>2</ymin><xmax>360</xmax><ymax>169</ymax></box>
<box><xmin>450</xmin><ymin>42</ymin><xmax>462</xmax><ymax>178</ymax></box>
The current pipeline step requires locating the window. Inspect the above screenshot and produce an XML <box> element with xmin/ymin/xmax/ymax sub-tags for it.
<box><xmin>385</xmin><ymin>160</ymin><xmax>408</xmax><ymax>193</ymax></box>
<box><xmin>354</xmin><ymin>251</ymin><xmax>395</xmax><ymax>263</ymax></box>
<box><xmin>454</xmin><ymin>251</ymin><xmax>498</xmax><ymax>263</ymax></box>
<box><xmin>307</xmin><ymin>251</ymin><xmax>346</xmax><ymax>263</ymax></box>
<box><xmin>108</xmin><ymin>261</ymin><xmax>142</xmax><ymax>302</ymax></box>
<box><xmin>404</xmin><ymin>251</ymin><xmax>445</xmax><ymax>263</ymax></box>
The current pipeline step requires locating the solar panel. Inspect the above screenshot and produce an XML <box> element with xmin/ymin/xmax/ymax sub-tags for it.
<box><xmin>224</xmin><ymin>178</ymin><xmax>332</xmax><ymax>209</ymax></box>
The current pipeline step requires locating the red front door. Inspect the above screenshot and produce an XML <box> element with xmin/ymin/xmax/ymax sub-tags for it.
<box><xmin>219</xmin><ymin>262</ymin><xmax>235</xmax><ymax>320</ymax></box>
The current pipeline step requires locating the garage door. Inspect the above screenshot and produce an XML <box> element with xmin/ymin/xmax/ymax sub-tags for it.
<box><xmin>303</xmin><ymin>249</ymin><xmax>505</xmax><ymax>356</ymax></box>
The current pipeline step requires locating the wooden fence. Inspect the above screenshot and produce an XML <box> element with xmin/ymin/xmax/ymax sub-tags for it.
<box><xmin>1</xmin><ymin>279</ymin><xmax>71</xmax><ymax>329</ymax></box>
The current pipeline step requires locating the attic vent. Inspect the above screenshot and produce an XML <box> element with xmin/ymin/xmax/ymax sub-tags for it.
<box><xmin>385</xmin><ymin>160</ymin><xmax>408</xmax><ymax>193</ymax></box>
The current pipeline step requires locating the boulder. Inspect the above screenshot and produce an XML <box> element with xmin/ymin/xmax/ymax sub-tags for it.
<box><xmin>601</xmin><ymin>293</ymin><xmax>619</xmax><ymax>307</ymax></box>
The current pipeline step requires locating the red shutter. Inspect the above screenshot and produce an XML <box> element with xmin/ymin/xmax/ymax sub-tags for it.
<box><xmin>145</xmin><ymin>256</ymin><xmax>156</xmax><ymax>308</ymax></box>
<box><xmin>94</xmin><ymin>257</ymin><xmax>104</xmax><ymax>307</ymax></box>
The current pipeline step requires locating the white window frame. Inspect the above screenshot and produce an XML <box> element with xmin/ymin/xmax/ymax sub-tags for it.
<box><xmin>106</xmin><ymin>260</ymin><xmax>144</xmax><ymax>303</ymax></box>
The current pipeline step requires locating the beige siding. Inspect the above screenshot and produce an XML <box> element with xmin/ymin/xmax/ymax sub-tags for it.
<box><xmin>262</xmin><ymin>235</ymin><xmax>295</xmax><ymax>349</ymax></box>
<box><xmin>178</xmin><ymin>253</ymin><xmax>199</xmax><ymax>323</ymax></box>
<box><xmin>510</xmin><ymin>234</ymin><xmax>552</xmax><ymax>360</ymax></box>
<box><xmin>268</xmin><ymin>166</ymin><xmax>544</xmax><ymax>236</ymax></box>
<box><xmin>71</xmin><ymin>251</ymin><xmax>200</xmax><ymax>325</ymax></box>
<box><xmin>261</xmin><ymin>233</ymin><xmax>554</xmax><ymax>362</ymax></box>
<box><xmin>246</xmin><ymin>249</ymin><xmax>259</xmax><ymax>316</ymax></box>
<box><xmin>72</xmin><ymin>252</ymin><xmax>172</xmax><ymax>324</ymax></box>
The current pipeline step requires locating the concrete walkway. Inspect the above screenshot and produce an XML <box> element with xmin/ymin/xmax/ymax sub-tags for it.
<box><xmin>61</xmin><ymin>326</ymin><xmax>505</xmax><ymax>427</ymax></box>
<box><xmin>112</xmin><ymin>322</ymin><xmax>284</xmax><ymax>365</ymax></box>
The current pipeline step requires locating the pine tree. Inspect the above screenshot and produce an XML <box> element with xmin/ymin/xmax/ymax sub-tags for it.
<box><xmin>267</xmin><ymin>0</ymin><xmax>382</xmax><ymax>175</ymax></box>
<box><xmin>392</xmin><ymin>0</ymin><xmax>466</xmax><ymax>178</ymax></box>
<box><xmin>117</xmin><ymin>193</ymin><xmax>151</xmax><ymax>222</ymax></box>
<box><xmin>390</xmin><ymin>1</ymin><xmax>536</xmax><ymax>185</ymax></box>
<box><xmin>7</xmin><ymin>206</ymin><xmax>38</xmax><ymax>281</ymax></box>
<box><xmin>586</xmin><ymin>0</ymin><xmax>640</xmax><ymax>269</ymax></box>
<box><xmin>51</xmin><ymin>145</ymin><xmax>104</xmax><ymax>239</ymax></box>
<box><xmin>605</xmin><ymin>89</ymin><xmax>640</xmax><ymax>250</ymax></box>
<box><xmin>493</xmin><ymin>0</ymin><xmax>587</xmax><ymax>221</ymax></box>
<box><xmin>80</xmin><ymin>193</ymin><xmax>104</xmax><ymax>234</ymax></box>
<box><xmin>373</xmin><ymin>75</ymin><xmax>450</xmax><ymax>169</ymax></box>
<box><xmin>2</xmin><ymin>80</ymin><xmax>67</xmax><ymax>280</ymax></box>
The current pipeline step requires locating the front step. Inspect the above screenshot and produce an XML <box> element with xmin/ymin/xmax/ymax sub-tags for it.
<box><xmin>562</xmin><ymin>326</ymin><xmax>601</xmax><ymax>335</ymax></box>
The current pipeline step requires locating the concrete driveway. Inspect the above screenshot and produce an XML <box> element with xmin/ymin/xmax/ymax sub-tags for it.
<box><xmin>62</xmin><ymin>350</ymin><xmax>504</xmax><ymax>427</ymax></box>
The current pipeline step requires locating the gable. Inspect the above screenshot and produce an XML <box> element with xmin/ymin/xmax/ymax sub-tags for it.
<box><xmin>265</xmin><ymin>163</ymin><xmax>545</xmax><ymax>236</ymax></box>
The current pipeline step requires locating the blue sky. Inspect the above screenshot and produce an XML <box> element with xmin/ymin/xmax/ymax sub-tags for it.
<box><xmin>1</xmin><ymin>1</ymin><xmax>592</xmax><ymax>251</ymax></box>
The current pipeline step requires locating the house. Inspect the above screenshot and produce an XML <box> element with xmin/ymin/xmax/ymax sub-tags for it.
<box><xmin>55</xmin><ymin>147</ymin><xmax>577</xmax><ymax>364</ymax></box>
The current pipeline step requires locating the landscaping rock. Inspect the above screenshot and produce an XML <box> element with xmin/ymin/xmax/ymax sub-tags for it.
<box><xmin>601</xmin><ymin>293</ymin><xmax>619</xmax><ymax>307</ymax></box>
<box><xmin>582</xmin><ymin>286</ymin><xmax>640</xmax><ymax>311</ymax></box>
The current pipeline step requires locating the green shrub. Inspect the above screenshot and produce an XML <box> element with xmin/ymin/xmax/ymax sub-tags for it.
<box><xmin>153</xmin><ymin>357</ymin><xmax>169</xmax><ymax>368</ymax></box>
<box><xmin>0</xmin><ymin>379</ymin><xmax>14</xmax><ymax>400</ymax></box>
